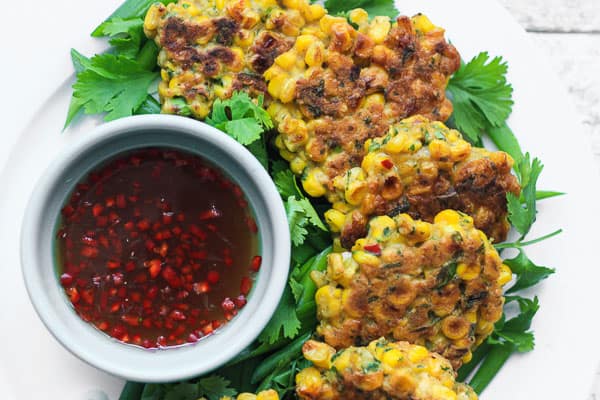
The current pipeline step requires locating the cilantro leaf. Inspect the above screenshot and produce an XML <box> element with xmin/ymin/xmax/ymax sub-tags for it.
<box><xmin>490</xmin><ymin>296</ymin><xmax>539</xmax><ymax>352</ymax></box>
<box><xmin>447</xmin><ymin>52</ymin><xmax>513</xmax><ymax>143</ymax></box>
<box><xmin>507</xmin><ymin>154</ymin><xmax>543</xmax><ymax>237</ymax></box>
<box><xmin>274</xmin><ymin>168</ymin><xmax>300</xmax><ymax>199</ymax></box>
<box><xmin>71</xmin><ymin>53</ymin><xmax>157</xmax><ymax>122</ymax></box>
<box><xmin>504</xmin><ymin>249</ymin><xmax>554</xmax><ymax>293</ymax></box>
<box><xmin>197</xmin><ymin>375</ymin><xmax>237</xmax><ymax>400</ymax></box>
<box><xmin>258</xmin><ymin>285</ymin><xmax>301</xmax><ymax>344</ymax></box>
<box><xmin>286</xmin><ymin>196</ymin><xmax>327</xmax><ymax>246</ymax></box>
<box><xmin>325</xmin><ymin>0</ymin><xmax>398</xmax><ymax>19</ymax></box>
<box><xmin>96</xmin><ymin>17</ymin><xmax>144</xmax><ymax>58</ymax></box>
<box><xmin>206</xmin><ymin>92</ymin><xmax>273</xmax><ymax>145</ymax></box>
<box><xmin>286</xmin><ymin>196</ymin><xmax>310</xmax><ymax>246</ymax></box>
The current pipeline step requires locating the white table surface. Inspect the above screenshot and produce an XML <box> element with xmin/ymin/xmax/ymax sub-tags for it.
<box><xmin>1</xmin><ymin>0</ymin><xmax>599</xmax><ymax>399</ymax></box>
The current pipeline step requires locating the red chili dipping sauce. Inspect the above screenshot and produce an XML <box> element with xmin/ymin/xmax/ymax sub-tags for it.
<box><xmin>56</xmin><ymin>148</ymin><xmax>261</xmax><ymax>348</ymax></box>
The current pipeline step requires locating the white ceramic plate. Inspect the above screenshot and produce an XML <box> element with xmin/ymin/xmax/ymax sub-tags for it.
<box><xmin>1</xmin><ymin>0</ymin><xmax>599</xmax><ymax>399</ymax></box>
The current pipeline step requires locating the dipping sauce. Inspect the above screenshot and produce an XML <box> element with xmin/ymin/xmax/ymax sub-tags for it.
<box><xmin>56</xmin><ymin>148</ymin><xmax>260</xmax><ymax>348</ymax></box>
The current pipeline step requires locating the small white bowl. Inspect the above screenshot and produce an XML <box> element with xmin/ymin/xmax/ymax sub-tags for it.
<box><xmin>21</xmin><ymin>114</ymin><xmax>290</xmax><ymax>382</ymax></box>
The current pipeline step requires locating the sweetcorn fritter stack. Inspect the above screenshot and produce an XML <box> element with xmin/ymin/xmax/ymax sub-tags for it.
<box><xmin>296</xmin><ymin>338</ymin><xmax>478</xmax><ymax>400</ymax></box>
<box><xmin>322</xmin><ymin>116</ymin><xmax>521</xmax><ymax>248</ymax></box>
<box><xmin>266</xmin><ymin>11</ymin><xmax>460</xmax><ymax>201</ymax></box>
<box><xmin>144</xmin><ymin>0</ymin><xmax>326</xmax><ymax>118</ymax></box>
<box><xmin>312</xmin><ymin>209</ymin><xmax>511</xmax><ymax>369</ymax></box>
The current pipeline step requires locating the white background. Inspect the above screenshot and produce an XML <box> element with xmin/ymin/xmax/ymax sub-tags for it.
<box><xmin>1</xmin><ymin>1</ymin><xmax>600</xmax><ymax>399</ymax></box>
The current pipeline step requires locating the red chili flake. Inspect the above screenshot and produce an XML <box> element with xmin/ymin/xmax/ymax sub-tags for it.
<box><xmin>81</xmin><ymin>289</ymin><xmax>94</xmax><ymax>305</ymax></box>
<box><xmin>96</xmin><ymin>216</ymin><xmax>108</xmax><ymax>227</ymax></box>
<box><xmin>97</xmin><ymin>321</ymin><xmax>109</xmax><ymax>331</ymax></box>
<box><xmin>221</xmin><ymin>298</ymin><xmax>235</xmax><ymax>311</ymax></box>
<box><xmin>234</xmin><ymin>295</ymin><xmax>247</xmax><ymax>308</ymax></box>
<box><xmin>171</xmin><ymin>226</ymin><xmax>182</xmax><ymax>236</ymax></box>
<box><xmin>380</xmin><ymin>159</ymin><xmax>394</xmax><ymax>169</ymax></box>
<box><xmin>124</xmin><ymin>221</ymin><xmax>135</xmax><ymax>231</ymax></box>
<box><xmin>148</xmin><ymin>259</ymin><xmax>162</xmax><ymax>279</ymax></box>
<box><xmin>121</xmin><ymin>314</ymin><xmax>140</xmax><ymax>327</ymax></box>
<box><xmin>212</xmin><ymin>320</ymin><xmax>222</xmax><ymax>329</ymax></box>
<box><xmin>60</xmin><ymin>273</ymin><xmax>73</xmax><ymax>287</ymax></box>
<box><xmin>105</xmin><ymin>197</ymin><xmax>115</xmax><ymax>208</ymax></box>
<box><xmin>125</xmin><ymin>261</ymin><xmax>136</xmax><ymax>272</ymax></box>
<box><xmin>207</xmin><ymin>271</ymin><xmax>220</xmax><ymax>284</ymax></box>
<box><xmin>169</xmin><ymin>310</ymin><xmax>186</xmax><ymax>321</ymax></box>
<box><xmin>240</xmin><ymin>277</ymin><xmax>252</xmax><ymax>296</ymax></box>
<box><xmin>130</xmin><ymin>291</ymin><xmax>142</xmax><ymax>303</ymax></box>
<box><xmin>81</xmin><ymin>246</ymin><xmax>99</xmax><ymax>258</ymax></box>
<box><xmin>363</xmin><ymin>243</ymin><xmax>382</xmax><ymax>255</ymax></box>
<box><xmin>62</xmin><ymin>204</ymin><xmax>75</xmax><ymax>217</ymax></box>
<box><xmin>250</xmin><ymin>256</ymin><xmax>262</xmax><ymax>272</ymax></box>
<box><xmin>98</xmin><ymin>235</ymin><xmax>109</xmax><ymax>248</ymax></box>
<box><xmin>116</xmin><ymin>194</ymin><xmax>126</xmax><ymax>208</ymax></box>
<box><xmin>110</xmin><ymin>301</ymin><xmax>121</xmax><ymax>313</ymax></box>
<box><xmin>187</xmin><ymin>333</ymin><xmax>198</xmax><ymax>343</ymax></box>
<box><xmin>92</xmin><ymin>204</ymin><xmax>104</xmax><ymax>217</ymax></box>
<box><xmin>206</xmin><ymin>224</ymin><xmax>218</xmax><ymax>233</ymax></box>
<box><xmin>247</xmin><ymin>217</ymin><xmax>258</xmax><ymax>233</ymax></box>
<box><xmin>128</xmin><ymin>195</ymin><xmax>139</xmax><ymax>203</ymax></box>
<box><xmin>112</xmin><ymin>273</ymin><xmax>124</xmax><ymax>286</ymax></box>
<box><xmin>199</xmin><ymin>206</ymin><xmax>222</xmax><ymax>220</ymax></box>
<box><xmin>81</xmin><ymin>236</ymin><xmax>97</xmax><ymax>246</ymax></box>
<box><xmin>106</xmin><ymin>260</ymin><xmax>121</xmax><ymax>270</ymax></box>
<box><xmin>176</xmin><ymin>213</ymin><xmax>185</xmax><ymax>222</ymax></box>
<box><xmin>193</xmin><ymin>281</ymin><xmax>210</xmax><ymax>294</ymax></box>
<box><xmin>201</xmin><ymin>324</ymin><xmax>214</xmax><ymax>335</ymax></box>
<box><xmin>137</xmin><ymin>219</ymin><xmax>150</xmax><ymax>231</ymax></box>
<box><xmin>161</xmin><ymin>212</ymin><xmax>173</xmax><ymax>224</ymax></box>
<box><xmin>142</xmin><ymin>339</ymin><xmax>154</xmax><ymax>349</ymax></box>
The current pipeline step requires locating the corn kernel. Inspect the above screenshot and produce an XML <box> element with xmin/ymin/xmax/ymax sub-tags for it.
<box><xmin>144</xmin><ymin>5</ymin><xmax>161</xmax><ymax>31</ymax></box>
<box><xmin>316</xmin><ymin>286</ymin><xmax>342</xmax><ymax>318</ymax></box>
<box><xmin>381</xmin><ymin>348</ymin><xmax>404</xmax><ymax>367</ymax></box>
<box><xmin>325</xmin><ymin>209</ymin><xmax>346</xmax><ymax>233</ymax></box>
<box><xmin>462</xmin><ymin>351</ymin><xmax>473</xmax><ymax>364</ymax></box>
<box><xmin>237</xmin><ymin>394</ymin><xmax>257</xmax><ymax>400</ymax></box>
<box><xmin>348</xmin><ymin>8</ymin><xmax>369</xmax><ymax>26</ymax></box>
<box><xmin>368</xmin><ymin>16</ymin><xmax>391</xmax><ymax>44</ymax></box>
<box><xmin>290</xmin><ymin>157</ymin><xmax>306</xmax><ymax>175</ymax></box>
<box><xmin>279</xmin><ymin>78</ymin><xmax>297</xmax><ymax>103</ymax></box>
<box><xmin>407</xmin><ymin>345</ymin><xmax>428</xmax><ymax>363</ymax></box>
<box><xmin>498</xmin><ymin>264</ymin><xmax>513</xmax><ymax>286</ymax></box>
<box><xmin>433</xmin><ymin>210</ymin><xmax>461</xmax><ymax>226</ymax></box>
<box><xmin>305</xmin><ymin>42</ymin><xmax>325</xmax><ymax>67</ymax></box>
<box><xmin>449</xmin><ymin>140</ymin><xmax>472</xmax><ymax>161</ymax></box>
<box><xmin>456</xmin><ymin>263</ymin><xmax>481</xmax><ymax>281</ymax></box>
<box><xmin>412</xmin><ymin>14</ymin><xmax>437</xmax><ymax>33</ymax></box>
<box><xmin>267</xmin><ymin>73</ymin><xmax>288</xmax><ymax>99</ymax></box>
<box><xmin>303</xmin><ymin>169</ymin><xmax>327</xmax><ymax>197</ymax></box>
<box><xmin>304</xmin><ymin>4</ymin><xmax>326</xmax><ymax>21</ymax></box>
<box><xmin>275</xmin><ymin>51</ymin><xmax>297</xmax><ymax>69</ymax></box>
<box><xmin>353</xmin><ymin>250</ymin><xmax>380</xmax><ymax>266</ymax></box>
<box><xmin>441</xmin><ymin>316</ymin><xmax>470</xmax><ymax>340</ymax></box>
<box><xmin>303</xmin><ymin>340</ymin><xmax>336</xmax><ymax>369</ymax></box>
<box><xmin>368</xmin><ymin>216</ymin><xmax>396</xmax><ymax>241</ymax></box>
<box><xmin>296</xmin><ymin>367</ymin><xmax>323</xmax><ymax>394</ymax></box>
<box><xmin>295</xmin><ymin>34</ymin><xmax>314</xmax><ymax>52</ymax></box>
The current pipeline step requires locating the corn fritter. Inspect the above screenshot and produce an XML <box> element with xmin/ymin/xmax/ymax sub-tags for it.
<box><xmin>323</xmin><ymin>115</ymin><xmax>520</xmax><ymax>248</ymax></box>
<box><xmin>219</xmin><ymin>390</ymin><xmax>279</xmax><ymax>400</ymax></box>
<box><xmin>144</xmin><ymin>0</ymin><xmax>326</xmax><ymax>118</ymax></box>
<box><xmin>266</xmin><ymin>12</ymin><xmax>460</xmax><ymax>199</ymax></box>
<box><xmin>296</xmin><ymin>338</ymin><xmax>478</xmax><ymax>400</ymax></box>
<box><xmin>313</xmin><ymin>209</ymin><xmax>511</xmax><ymax>369</ymax></box>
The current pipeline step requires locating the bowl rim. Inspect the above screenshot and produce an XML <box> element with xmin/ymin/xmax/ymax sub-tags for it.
<box><xmin>20</xmin><ymin>114</ymin><xmax>291</xmax><ymax>382</ymax></box>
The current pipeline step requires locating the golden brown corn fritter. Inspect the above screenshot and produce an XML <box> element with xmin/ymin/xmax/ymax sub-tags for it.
<box><xmin>297</xmin><ymin>338</ymin><xmax>478</xmax><ymax>400</ymax></box>
<box><xmin>313</xmin><ymin>210</ymin><xmax>512</xmax><ymax>369</ymax></box>
<box><xmin>144</xmin><ymin>0</ymin><xmax>326</xmax><ymax>118</ymax></box>
<box><xmin>323</xmin><ymin>116</ymin><xmax>521</xmax><ymax>248</ymax></box>
<box><xmin>267</xmin><ymin>11</ymin><xmax>460</xmax><ymax>205</ymax></box>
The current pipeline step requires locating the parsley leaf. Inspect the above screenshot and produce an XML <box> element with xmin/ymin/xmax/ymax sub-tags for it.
<box><xmin>95</xmin><ymin>17</ymin><xmax>144</xmax><ymax>58</ymax></box>
<box><xmin>507</xmin><ymin>153</ymin><xmax>543</xmax><ymax>237</ymax></box>
<box><xmin>447</xmin><ymin>52</ymin><xmax>513</xmax><ymax>144</ymax></box>
<box><xmin>490</xmin><ymin>296</ymin><xmax>539</xmax><ymax>352</ymax></box>
<box><xmin>71</xmin><ymin>53</ymin><xmax>157</xmax><ymax>122</ymax></box>
<box><xmin>504</xmin><ymin>249</ymin><xmax>555</xmax><ymax>293</ymax></box>
<box><xmin>258</xmin><ymin>284</ymin><xmax>302</xmax><ymax>344</ymax></box>
<box><xmin>206</xmin><ymin>92</ymin><xmax>273</xmax><ymax>145</ymax></box>
<box><xmin>197</xmin><ymin>375</ymin><xmax>237</xmax><ymax>400</ymax></box>
<box><xmin>285</xmin><ymin>196</ymin><xmax>326</xmax><ymax>246</ymax></box>
<box><xmin>325</xmin><ymin>0</ymin><xmax>398</xmax><ymax>19</ymax></box>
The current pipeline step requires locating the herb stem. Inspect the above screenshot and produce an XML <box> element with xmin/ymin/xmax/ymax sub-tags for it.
<box><xmin>468</xmin><ymin>343</ymin><xmax>514</xmax><ymax>394</ymax></box>
<box><xmin>251</xmin><ymin>331</ymin><xmax>311</xmax><ymax>384</ymax></box>
<box><xmin>494</xmin><ymin>228</ymin><xmax>562</xmax><ymax>250</ymax></box>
